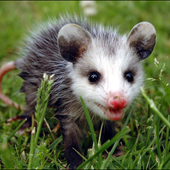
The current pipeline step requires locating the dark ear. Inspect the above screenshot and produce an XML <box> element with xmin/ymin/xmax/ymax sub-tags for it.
<box><xmin>58</xmin><ymin>23</ymin><xmax>92</xmax><ymax>63</ymax></box>
<box><xmin>127</xmin><ymin>22</ymin><xmax>156</xmax><ymax>60</ymax></box>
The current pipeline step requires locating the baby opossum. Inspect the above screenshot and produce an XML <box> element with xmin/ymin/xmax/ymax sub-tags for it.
<box><xmin>0</xmin><ymin>15</ymin><xmax>156</xmax><ymax>169</ymax></box>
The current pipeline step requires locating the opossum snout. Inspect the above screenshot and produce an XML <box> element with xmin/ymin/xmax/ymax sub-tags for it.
<box><xmin>108</xmin><ymin>94</ymin><xmax>128</xmax><ymax>110</ymax></box>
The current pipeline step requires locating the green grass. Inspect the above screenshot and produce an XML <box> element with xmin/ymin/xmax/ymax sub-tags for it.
<box><xmin>0</xmin><ymin>1</ymin><xmax>170</xmax><ymax>169</ymax></box>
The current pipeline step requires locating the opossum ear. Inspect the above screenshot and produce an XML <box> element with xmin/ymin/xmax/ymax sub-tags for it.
<box><xmin>127</xmin><ymin>22</ymin><xmax>156</xmax><ymax>60</ymax></box>
<box><xmin>58</xmin><ymin>23</ymin><xmax>92</xmax><ymax>63</ymax></box>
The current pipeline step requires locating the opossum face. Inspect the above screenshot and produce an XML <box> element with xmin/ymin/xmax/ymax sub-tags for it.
<box><xmin>58</xmin><ymin>23</ymin><xmax>156</xmax><ymax>121</ymax></box>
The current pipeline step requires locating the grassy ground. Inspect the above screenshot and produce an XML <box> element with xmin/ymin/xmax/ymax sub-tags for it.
<box><xmin>0</xmin><ymin>1</ymin><xmax>170</xmax><ymax>169</ymax></box>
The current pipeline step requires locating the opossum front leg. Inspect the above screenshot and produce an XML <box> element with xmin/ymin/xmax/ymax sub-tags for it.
<box><xmin>57</xmin><ymin>115</ymin><xmax>82</xmax><ymax>169</ymax></box>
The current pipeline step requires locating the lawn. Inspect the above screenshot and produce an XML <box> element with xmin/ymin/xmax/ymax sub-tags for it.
<box><xmin>0</xmin><ymin>1</ymin><xmax>170</xmax><ymax>169</ymax></box>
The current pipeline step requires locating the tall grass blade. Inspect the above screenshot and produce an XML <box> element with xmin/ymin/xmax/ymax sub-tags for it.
<box><xmin>141</xmin><ymin>87</ymin><xmax>170</xmax><ymax>128</ymax></box>
<box><xmin>77</xmin><ymin>127</ymin><xmax>130</xmax><ymax>169</ymax></box>
<box><xmin>80</xmin><ymin>96</ymin><xmax>102</xmax><ymax>168</ymax></box>
<box><xmin>27</xmin><ymin>73</ymin><xmax>54</xmax><ymax>169</ymax></box>
<box><xmin>80</xmin><ymin>96</ymin><xmax>98</xmax><ymax>151</ymax></box>
<box><xmin>7</xmin><ymin>118</ymin><xmax>27</xmax><ymax>141</ymax></box>
<box><xmin>101</xmin><ymin>104</ymin><xmax>134</xmax><ymax>168</ymax></box>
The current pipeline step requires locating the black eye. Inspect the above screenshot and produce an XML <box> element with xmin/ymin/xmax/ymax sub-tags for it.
<box><xmin>89</xmin><ymin>71</ymin><xmax>100</xmax><ymax>83</ymax></box>
<box><xmin>125</xmin><ymin>71</ymin><xmax>134</xmax><ymax>83</ymax></box>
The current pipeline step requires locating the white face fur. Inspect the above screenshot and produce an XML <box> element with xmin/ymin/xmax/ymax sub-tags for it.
<box><xmin>58</xmin><ymin>22</ymin><xmax>156</xmax><ymax>121</ymax></box>
<box><xmin>69</xmin><ymin>38</ymin><xmax>144</xmax><ymax>120</ymax></box>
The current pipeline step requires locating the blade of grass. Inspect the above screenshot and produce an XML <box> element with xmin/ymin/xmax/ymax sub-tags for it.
<box><xmin>101</xmin><ymin>140</ymin><xmax>120</xmax><ymax>169</ymax></box>
<box><xmin>122</xmin><ymin>150</ymin><xmax>130</xmax><ymax>165</ymax></box>
<box><xmin>45</xmin><ymin>153</ymin><xmax>66</xmax><ymax>169</ymax></box>
<box><xmin>149</xmin><ymin>149</ymin><xmax>157</xmax><ymax>165</ymax></box>
<box><xmin>131</xmin><ymin>146</ymin><xmax>144</xmax><ymax>169</ymax></box>
<box><xmin>47</xmin><ymin>135</ymin><xmax>62</xmax><ymax>150</ymax></box>
<box><xmin>35</xmin><ymin>73</ymin><xmax>54</xmax><ymax>145</ymax></box>
<box><xmin>158</xmin><ymin>152</ymin><xmax>170</xmax><ymax>169</ymax></box>
<box><xmin>146</xmin><ymin>155</ymin><xmax>151</xmax><ymax>169</ymax></box>
<box><xmin>7</xmin><ymin>118</ymin><xmax>27</xmax><ymax>141</ymax></box>
<box><xmin>18</xmin><ymin>135</ymin><xmax>22</xmax><ymax>156</ymax></box>
<box><xmin>150</xmin><ymin>163</ymin><xmax>158</xmax><ymax>169</ymax></box>
<box><xmin>27</xmin><ymin>73</ymin><xmax>54</xmax><ymax>169</ymax></box>
<box><xmin>155</xmin><ymin>118</ymin><xmax>161</xmax><ymax>165</ymax></box>
<box><xmin>158</xmin><ymin>115</ymin><xmax>170</xmax><ymax>169</ymax></box>
<box><xmin>0</xmin><ymin>136</ymin><xmax>23</xmax><ymax>169</ymax></box>
<box><xmin>146</xmin><ymin>105</ymin><xmax>153</xmax><ymax>146</ymax></box>
<box><xmin>27</xmin><ymin>127</ymin><xmax>36</xmax><ymax>169</ymax></box>
<box><xmin>164</xmin><ymin>160</ymin><xmax>170</xmax><ymax>169</ymax></box>
<box><xmin>165</xmin><ymin>115</ymin><xmax>170</xmax><ymax>157</ymax></box>
<box><xmin>77</xmin><ymin>127</ymin><xmax>130</xmax><ymax>169</ymax></box>
<box><xmin>111</xmin><ymin>156</ymin><xmax>126</xmax><ymax>169</ymax></box>
<box><xmin>114</xmin><ymin>122</ymin><xmax>167</xmax><ymax>167</ymax></box>
<box><xmin>80</xmin><ymin>96</ymin><xmax>98</xmax><ymax>151</ymax></box>
<box><xmin>73</xmin><ymin>147</ymin><xmax>87</xmax><ymax>161</ymax></box>
<box><xmin>141</xmin><ymin>87</ymin><xmax>170</xmax><ymax>128</ymax></box>
<box><xmin>80</xmin><ymin>96</ymin><xmax>102</xmax><ymax>167</ymax></box>
<box><xmin>115</xmin><ymin>147</ymin><xmax>151</xmax><ymax>162</ymax></box>
<box><xmin>0</xmin><ymin>143</ymin><xmax>15</xmax><ymax>169</ymax></box>
<box><xmin>100</xmin><ymin>104</ymin><xmax>134</xmax><ymax>169</ymax></box>
<box><xmin>127</xmin><ymin>133</ymin><xmax>140</xmax><ymax>169</ymax></box>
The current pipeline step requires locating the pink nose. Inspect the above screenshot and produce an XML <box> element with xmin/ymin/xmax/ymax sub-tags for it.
<box><xmin>108</xmin><ymin>96</ymin><xmax>128</xmax><ymax>110</ymax></box>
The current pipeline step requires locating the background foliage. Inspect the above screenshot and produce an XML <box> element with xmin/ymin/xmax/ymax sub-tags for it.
<box><xmin>0</xmin><ymin>1</ymin><xmax>170</xmax><ymax>169</ymax></box>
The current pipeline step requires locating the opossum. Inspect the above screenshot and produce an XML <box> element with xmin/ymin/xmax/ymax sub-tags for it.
<box><xmin>0</xmin><ymin>15</ymin><xmax>156</xmax><ymax>169</ymax></box>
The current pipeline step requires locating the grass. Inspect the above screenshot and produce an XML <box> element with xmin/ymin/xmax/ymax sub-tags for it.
<box><xmin>0</xmin><ymin>1</ymin><xmax>170</xmax><ymax>169</ymax></box>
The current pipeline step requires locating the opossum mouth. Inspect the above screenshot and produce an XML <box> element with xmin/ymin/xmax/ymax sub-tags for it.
<box><xmin>95</xmin><ymin>103</ymin><xmax>124</xmax><ymax>121</ymax></box>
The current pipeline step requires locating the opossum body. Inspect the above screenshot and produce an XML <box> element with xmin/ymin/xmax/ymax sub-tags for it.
<box><xmin>0</xmin><ymin>15</ymin><xmax>156</xmax><ymax>169</ymax></box>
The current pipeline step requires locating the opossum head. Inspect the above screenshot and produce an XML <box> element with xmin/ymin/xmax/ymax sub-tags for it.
<box><xmin>58</xmin><ymin>22</ymin><xmax>156</xmax><ymax>121</ymax></box>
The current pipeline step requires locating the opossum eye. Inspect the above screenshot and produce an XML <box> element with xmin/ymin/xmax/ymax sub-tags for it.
<box><xmin>89</xmin><ymin>71</ymin><xmax>100</xmax><ymax>83</ymax></box>
<box><xmin>125</xmin><ymin>71</ymin><xmax>134</xmax><ymax>83</ymax></box>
